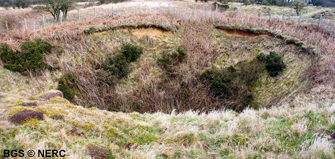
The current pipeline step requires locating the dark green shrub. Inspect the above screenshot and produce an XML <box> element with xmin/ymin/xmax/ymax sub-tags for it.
<box><xmin>157</xmin><ymin>46</ymin><xmax>187</xmax><ymax>72</ymax></box>
<box><xmin>257</xmin><ymin>52</ymin><xmax>286</xmax><ymax>77</ymax></box>
<box><xmin>0</xmin><ymin>39</ymin><xmax>52</xmax><ymax>76</ymax></box>
<box><xmin>57</xmin><ymin>72</ymin><xmax>79</xmax><ymax>101</ymax></box>
<box><xmin>102</xmin><ymin>43</ymin><xmax>143</xmax><ymax>79</ymax></box>
<box><xmin>256</xmin><ymin>53</ymin><xmax>266</xmax><ymax>62</ymax></box>
<box><xmin>200</xmin><ymin>60</ymin><xmax>264</xmax><ymax>111</ymax></box>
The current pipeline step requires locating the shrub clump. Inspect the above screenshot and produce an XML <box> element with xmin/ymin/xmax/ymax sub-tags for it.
<box><xmin>257</xmin><ymin>51</ymin><xmax>286</xmax><ymax>77</ymax></box>
<box><xmin>0</xmin><ymin>39</ymin><xmax>52</xmax><ymax>76</ymax></box>
<box><xmin>10</xmin><ymin>109</ymin><xmax>44</xmax><ymax>125</ymax></box>
<box><xmin>57</xmin><ymin>72</ymin><xmax>79</xmax><ymax>101</ymax></box>
<box><xmin>101</xmin><ymin>43</ymin><xmax>143</xmax><ymax>79</ymax></box>
<box><xmin>157</xmin><ymin>46</ymin><xmax>187</xmax><ymax>72</ymax></box>
<box><xmin>200</xmin><ymin>61</ymin><xmax>263</xmax><ymax>112</ymax></box>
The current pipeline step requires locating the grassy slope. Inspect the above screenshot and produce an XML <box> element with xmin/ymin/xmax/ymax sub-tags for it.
<box><xmin>0</xmin><ymin>88</ymin><xmax>334</xmax><ymax>158</ymax></box>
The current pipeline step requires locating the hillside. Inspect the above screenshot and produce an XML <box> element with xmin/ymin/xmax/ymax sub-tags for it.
<box><xmin>1</xmin><ymin>0</ymin><xmax>335</xmax><ymax>158</ymax></box>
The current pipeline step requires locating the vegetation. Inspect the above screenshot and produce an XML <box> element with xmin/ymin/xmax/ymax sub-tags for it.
<box><xmin>0</xmin><ymin>39</ymin><xmax>53</xmax><ymax>76</ymax></box>
<box><xmin>0</xmin><ymin>13</ymin><xmax>21</xmax><ymax>30</ymax></box>
<box><xmin>292</xmin><ymin>0</ymin><xmax>307</xmax><ymax>16</ymax></box>
<box><xmin>57</xmin><ymin>72</ymin><xmax>79</xmax><ymax>101</ymax></box>
<box><xmin>200</xmin><ymin>60</ymin><xmax>263</xmax><ymax>111</ymax></box>
<box><xmin>157</xmin><ymin>46</ymin><xmax>187</xmax><ymax>72</ymax></box>
<box><xmin>0</xmin><ymin>1</ymin><xmax>333</xmax><ymax>158</ymax></box>
<box><xmin>3</xmin><ymin>1</ymin><xmax>9</xmax><ymax>10</ymax></box>
<box><xmin>98</xmin><ymin>0</ymin><xmax>127</xmax><ymax>4</ymax></box>
<box><xmin>34</xmin><ymin>0</ymin><xmax>76</xmax><ymax>22</ymax></box>
<box><xmin>257</xmin><ymin>52</ymin><xmax>286</xmax><ymax>77</ymax></box>
<box><xmin>13</xmin><ymin>0</ymin><xmax>29</xmax><ymax>9</ymax></box>
<box><xmin>101</xmin><ymin>43</ymin><xmax>143</xmax><ymax>79</ymax></box>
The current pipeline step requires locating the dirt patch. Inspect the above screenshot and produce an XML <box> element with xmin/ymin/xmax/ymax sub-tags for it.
<box><xmin>96</xmin><ymin>26</ymin><xmax>173</xmax><ymax>40</ymax></box>
<box><xmin>215</xmin><ymin>25</ymin><xmax>316</xmax><ymax>50</ymax></box>
<box><xmin>219</xmin><ymin>29</ymin><xmax>273</xmax><ymax>39</ymax></box>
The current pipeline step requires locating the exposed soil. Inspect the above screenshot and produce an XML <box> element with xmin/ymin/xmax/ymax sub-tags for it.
<box><xmin>218</xmin><ymin>29</ymin><xmax>274</xmax><ymax>39</ymax></box>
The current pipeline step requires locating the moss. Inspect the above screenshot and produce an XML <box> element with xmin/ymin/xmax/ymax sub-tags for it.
<box><xmin>8</xmin><ymin>107</ymin><xmax>36</xmax><ymax>116</ymax></box>
<box><xmin>11</xmin><ymin>99</ymin><xmax>24</xmax><ymax>106</ymax></box>
<box><xmin>49</xmin><ymin>96</ymin><xmax>71</xmax><ymax>104</ymax></box>
<box><xmin>0</xmin><ymin>39</ymin><xmax>53</xmax><ymax>76</ymax></box>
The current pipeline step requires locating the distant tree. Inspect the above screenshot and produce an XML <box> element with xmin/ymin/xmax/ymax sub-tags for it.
<box><xmin>3</xmin><ymin>2</ymin><xmax>9</xmax><ymax>10</ymax></box>
<box><xmin>244</xmin><ymin>0</ymin><xmax>251</xmax><ymax>5</ymax></box>
<box><xmin>292</xmin><ymin>0</ymin><xmax>307</xmax><ymax>16</ymax></box>
<box><xmin>13</xmin><ymin>0</ymin><xmax>29</xmax><ymax>9</ymax></box>
<box><xmin>34</xmin><ymin>0</ymin><xmax>76</xmax><ymax>22</ymax></box>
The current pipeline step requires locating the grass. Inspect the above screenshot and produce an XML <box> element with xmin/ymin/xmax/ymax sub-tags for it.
<box><xmin>1</xmin><ymin>92</ymin><xmax>334</xmax><ymax>158</ymax></box>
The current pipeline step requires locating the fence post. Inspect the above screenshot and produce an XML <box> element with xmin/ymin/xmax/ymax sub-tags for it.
<box><xmin>24</xmin><ymin>18</ymin><xmax>27</xmax><ymax>29</ymax></box>
<box><xmin>5</xmin><ymin>21</ymin><xmax>8</xmax><ymax>31</ymax></box>
<box><xmin>269</xmin><ymin>11</ymin><xmax>271</xmax><ymax>19</ymax></box>
<box><xmin>318</xmin><ymin>15</ymin><xmax>322</xmax><ymax>28</ymax></box>
<box><xmin>112</xmin><ymin>7</ymin><xmax>114</xmax><ymax>19</ymax></box>
<box><xmin>60</xmin><ymin>11</ymin><xmax>63</xmax><ymax>24</ymax></box>
<box><xmin>168</xmin><ymin>4</ymin><xmax>170</xmax><ymax>14</ymax></box>
<box><xmin>78</xmin><ymin>9</ymin><xmax>80</xmax><ymax>21</ymax></box>
<box><xmin>192</xmin><ymin>4</ymin><xmax>194</xmax><ymax>15</ymax></box>
<box><xmin>282</xmin><ymin>14</ymin><xmax>284</xmax><ymax>20</ymax></box>
<box><xmin>216</xmin><ymin>4</ymin><xmax>218</xmax><ymax>11</ymax></box>
<box><xmin>94</xmin><ymin>7</ymin><xmax>96</xmax><ymax>18</ymax></box>
<box><xmin>42</xmin><ymin>14</ymin><xmax>45</xmax><ymax>27</ymax></box>
<box><xmin>299</xmin><ymin>12</ymin><xmax>302</xmax><ymax>24</ymax></box>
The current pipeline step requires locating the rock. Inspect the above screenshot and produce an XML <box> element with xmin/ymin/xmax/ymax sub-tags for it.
<box><xmin>0</xmin><ymin>95</ymin><xmax>4</xmax><ymax>98</ymax></box>
<box><xmin>87</xmin><ymin>145</ymin><xmax>108</xmax><ymax>159</ymax></box>
<box><xmin>69</xmin><ymin>127</ymin><xmax>85</xmax><ymax>137</ymax></box>
<box><xmin>10</xmin><ymin>110</ymin><xmax>44</xmax><ymax>124</ymax></box>
<box><xmin>21</xmin><ymin>101</ymin><xmax>38</xmax><ymax>107</ymax></box>
<box><xmin>37</xmin><ymin>90</ymin><xmax>63</xmax><ymax>100</ymax></box>
<box><xmin>51</xmin><ymin>114</ymin><xmax>64</xmax><ymax>120</ymax></box>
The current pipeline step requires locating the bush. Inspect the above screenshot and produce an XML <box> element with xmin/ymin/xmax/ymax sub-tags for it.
<box><xmin>244</xmin><ymin>0</ymin><xmax>251</xmax><ymax>5</ymax></box>
<box><xmin>3</xmin><ymin>2</ymin><xmax>9</xmax><ymax>10</ymax></box>
<box><xmin>200</xmin><ymin>59</ymin><xmax>266</xmax><ymax>111</ymax></box>
<box><xmin>13</xmin><ymin>0</ymin><xmax>29</xmax><ymax>9</ymax></box>
<box><xmin>257</xmin><ymin>52</ymin><xmax>286</xmax><ymax>77</ymax></box>
<box><xmin>0</xmin><ymin>39</ymin><xmax>52</xmax><ymax>76</ymax></box>
<box><xmin>157</xmin><ymin>46</ymin><xmax>187</xmax><ymax>72</ymax></box>
<box><xmin>57</xmin><ymin>72</ymin><xmax>79</xmax><ymax>101</ymax></box>
<box><xmin>102</xmin><ymin>43</ymin><xmax>143</xmax><ymax>79</ymax></box>
<box><xmin>292</xmin><ymin>0</ymin><xmax>307</xmax><ymax>16</ymax></box>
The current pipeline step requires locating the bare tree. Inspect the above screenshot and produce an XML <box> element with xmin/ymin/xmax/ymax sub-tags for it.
<box><xmin>292</xmin><ymin>0</ymin><xmax>307</xmax><ymax>16</ymax></box>
<box><xmin>34</xmin><ymin>0</ymin><xmax>75</xmax><ymax>22</ymax></box>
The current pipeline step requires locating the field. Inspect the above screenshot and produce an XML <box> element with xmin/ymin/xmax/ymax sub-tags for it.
<box><xmin>0</xmin><ymin>0</ymin><xmax>335</xmax><ymax>158</ymax></box>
